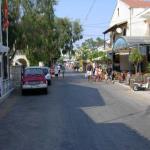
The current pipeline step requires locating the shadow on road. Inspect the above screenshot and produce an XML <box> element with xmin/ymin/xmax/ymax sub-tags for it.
<box><xmin>0</xmin><ymin>72</ymin><xmax>150</xmax><ymax>149</ymax></box>
<box><xmin>57</xmin><ymin>77</ymin><xmax>150</xmax><ymax>150</ymax></box>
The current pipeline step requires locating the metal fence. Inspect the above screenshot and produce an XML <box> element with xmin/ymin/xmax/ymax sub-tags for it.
<box><xmin>1</xmin><ymin>79</ymin><xmax>13</xmax><ymax>96</ymax></box>
<box><xmin>10</xmin><ymin>66</ymin><xmax>22</xmax><ymax>88</ymax></box>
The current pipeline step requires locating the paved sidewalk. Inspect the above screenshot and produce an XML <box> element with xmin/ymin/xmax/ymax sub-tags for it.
<box><xmin>115</xmin><ymin>81</ymin><xmax>150</xmax><ymax>99</ymax></box>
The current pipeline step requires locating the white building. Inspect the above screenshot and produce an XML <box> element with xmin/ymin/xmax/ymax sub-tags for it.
<box><xmin>0</xmin><ymin>0</ymin><xmax>13</xmax><ymax>100</ymax></box>
<box><xmin>103</xmin><ymin>0</ymin><xmax>150</xmax><ymax>72</ymax></box>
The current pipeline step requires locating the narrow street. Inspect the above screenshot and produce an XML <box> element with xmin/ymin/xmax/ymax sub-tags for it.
<box><xmin>0</xmin><ymin>72</ymin><xmax>150</xmax><ymax>150</ymax></box>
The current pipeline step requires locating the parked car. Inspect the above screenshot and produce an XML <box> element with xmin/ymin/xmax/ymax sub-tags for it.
<box><xmin>21</xmin><ymin>67</ymin><xmax>48</xmax><ymax>95</ymax></box>
<box><xmin>41</xmin><ymin>67</ymin><xmax>51</xmax><ymax>85</ymax></box>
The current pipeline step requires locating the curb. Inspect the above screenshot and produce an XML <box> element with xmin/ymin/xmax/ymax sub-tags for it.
<box><xmin>114</xmin><ymin>81</ymin><xmax>131</xmax><ymax>89</ymax></box>
<box><xmin>115</xmin><ymin>81</ymin><xmax>150</xmax><ymax>98</ymax></box>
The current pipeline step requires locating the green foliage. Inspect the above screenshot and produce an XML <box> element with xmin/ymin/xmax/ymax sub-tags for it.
<box><xmin>8</xmin><ymin>0</ymin><xmax>83</xmax><ymax>65</ymax></box>
<box><xmin>56</xmin><ymin>17</ymin><xmax>83</xmax><ymax>57</ymax></box>
<box><xmin>146</xmin><ymin>63</ymin><xmax>150</xmax><ymax>73</ymax></box>
<box><xmin>81</xmin><ymin>38</ymin><xmax>104</xmax><ymax>51</ymax></box>
<box><xmin>75</xmin><ymin>45</ymin><xmax>110</xmax><ymax>65</ymax></box>
<box><xmin>129</xmin><ymin>48</ymin><xmax>143</xmax><ymax>64</ymax></box>
<box><xmin>57</xmin><ymin>57</ymin><xmax>64</xmax><ymax>64</ymax></box>
<box><xmin>129</xmin><ymin>48</ymin><xmax>143</xmax><ymax>73</ymax></box>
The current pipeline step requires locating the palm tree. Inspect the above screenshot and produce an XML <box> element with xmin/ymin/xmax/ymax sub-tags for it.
<box><xmin>129</xmin><ymin>48</ymin><xmax>143</xmax><ymax>74</ymax></box>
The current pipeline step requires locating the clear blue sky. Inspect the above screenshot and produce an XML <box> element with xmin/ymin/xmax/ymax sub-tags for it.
<box><xmin>55</xmin><ymin>0</ymin><xmax>117</xmax><ymax>43</ymax></box>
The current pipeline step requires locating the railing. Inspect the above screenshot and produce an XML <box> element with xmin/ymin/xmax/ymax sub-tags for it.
<box><xmin>0</xmin><ymin>79</ymin><xmax>13</xmax><ymax>97</ymax></box>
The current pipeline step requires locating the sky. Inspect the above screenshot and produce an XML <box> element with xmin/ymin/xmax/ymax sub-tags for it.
<box><xmin>55</xmin><ymin>0</ymin><xmax>117</xmax><ymax>43</ymax></box>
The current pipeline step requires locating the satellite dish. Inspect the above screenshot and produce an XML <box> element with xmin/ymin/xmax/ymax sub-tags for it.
<box><xmin>116</xmin><ymin>28</ymin><xmax>122</xmax><ymax>34</ymax></box>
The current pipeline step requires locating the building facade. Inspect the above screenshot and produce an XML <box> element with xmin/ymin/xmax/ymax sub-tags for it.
<box><xmin>103</xmin><ymin>0</ymin><xmax>150</xmax><ymax>72</ymax></box>
<box><xmin>0</xmin><ymin>0</ymin><xmax>13</xmax><ymax>100</ymax></box>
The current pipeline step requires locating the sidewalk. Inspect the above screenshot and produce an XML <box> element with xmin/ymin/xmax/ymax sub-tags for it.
<box><xmin>115</xmin><ymin>80</ymin><xmax>150</xmax><ymax>98</ymax></box>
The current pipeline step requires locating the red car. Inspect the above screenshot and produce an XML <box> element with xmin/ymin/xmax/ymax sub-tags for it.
<box><xmin>21</xmin><ymin>67</ymin><xmax>48</xmax><ymax>95</ymax></box>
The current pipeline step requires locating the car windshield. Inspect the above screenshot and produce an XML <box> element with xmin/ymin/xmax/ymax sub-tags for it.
<box><xmin>42</xmin><ymin>68</ymin><xmax>49</xmax><ymax>75</ymax></box>
<box><xmin>24</xmin><ymin>68</ymin><xmax>43</xmax><ymax>76</ymax></box>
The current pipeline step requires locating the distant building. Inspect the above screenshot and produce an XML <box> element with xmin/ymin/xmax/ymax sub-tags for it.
<box><xmin>103</xmin><ymin>0</ymin><xmax>150</xmax><ymax>72</ymax></box>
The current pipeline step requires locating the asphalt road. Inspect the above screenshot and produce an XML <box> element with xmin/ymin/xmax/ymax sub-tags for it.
<box><xmin>0</xmin><ymin>72</ymin><xmax>150</xmax><ymax>150</ymax></box>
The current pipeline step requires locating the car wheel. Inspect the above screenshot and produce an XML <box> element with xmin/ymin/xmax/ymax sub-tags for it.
<box><xmin>133</xmin><ymin>84</ymin><xmax>139</xmax><ymax>91</ymax></box>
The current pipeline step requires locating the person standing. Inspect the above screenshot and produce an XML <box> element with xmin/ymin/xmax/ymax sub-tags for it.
<box><xmin>61</xmin><ymin>65</ymin><xmax>65</xmax><ymax>78</ymax></box>
<box><xmin>94</xmin><ymin>66</ymin><xmax>99</xmax><ymax>82</ymax></box>
<box><xmin>54</xmin><ymin>66</ymin><xmax>59</xmax><ymax>79</ymax></box>
<box><xmin>57</xmin><ymin>65</ymin><xmax>61</xmax><ymax>76</ymax></box>
<box><xmin>86</xmin><ymin>63</ymin><xmax>93</xmax><ymax>81</ymax></box>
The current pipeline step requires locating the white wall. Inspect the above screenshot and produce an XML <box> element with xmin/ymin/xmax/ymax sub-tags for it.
<box><xmin>130</xmin><ymin>10</ymin><xmax>148</xmax><ymax>36</ymax></box>
<box><xmin>110</xmin><ymin>0</ymin><xmax>130</xmax><ymax>27</ymax></box>
<box><xmin>110</xmin><ymin>0</ymin><xmax>149</xmax><ymax>37</ymax></box>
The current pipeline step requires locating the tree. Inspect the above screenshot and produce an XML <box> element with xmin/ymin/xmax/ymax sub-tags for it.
<box><xmin>129</xmin><ymin>48</ymin><xmax>143</xmax><ymax>73</ymax></box>
<box><xmin>81</xmin><ymin>38</ymin><xmax>104</xmax><ymax>51</ymax></box>
<box><xmin>99</xmin><ymin>52</ymin><xmax>111</xmax><ymax>64</ymax></box>
<box><xmin>56</xmin><ymin>18</ymin><xmax>83</xmax><ymax>58</ymax></box>
<box><xmin>8</xmin><ymin>1</ymin><xmax>83</xmax><ymax>65</ymax></box>
<box><xmin>7</xmin><ymin>0</ymin><xmax>22</xmax><ymax>57</ymax></box>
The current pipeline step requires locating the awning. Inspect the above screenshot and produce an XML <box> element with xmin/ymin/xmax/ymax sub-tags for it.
<box><xmin>103</xmin><ymin>21</ymin><xmax>127</xmax><ymax>34</ymax></box>
<box><xmin>0</xmin><ymin>44</ymin><xmax>9</xmax><ymax>53</ymax></box>
<box><xmin>113</xmin><ymin>36</ymin><xmax>150</xmax><ymax>52</ymax></box>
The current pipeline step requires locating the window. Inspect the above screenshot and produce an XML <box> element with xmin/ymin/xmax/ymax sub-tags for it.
<box><xmin>42</xmin><ymin>68</ymin><xmax>48</xmax><ymax>75</ymax></box>
<box><xmin>24</xmin><ymin>68</ymin><xmax>43</xmax><ymax>76</ymax></box>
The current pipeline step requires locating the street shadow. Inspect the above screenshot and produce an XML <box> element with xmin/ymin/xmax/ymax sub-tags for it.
<box><xmin>1</xmin><ymin>73</ymin><xmax>150</xmax><ymax>150</ymax></box>
<box><xmin>59</xmin><ymin>82</ymin><xmax>150</xmax><ymax>150</ymax></box>
<box><xmin>63</xmin><ymin>84</ymin><xmax>105</xmax><ymax>107</ymax></box>
<box><xmin>20</xmin><ymin>89</ymin><xmax>49</xmax><ymax>96</ymax></box>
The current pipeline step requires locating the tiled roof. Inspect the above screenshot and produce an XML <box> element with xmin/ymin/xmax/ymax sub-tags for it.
<box><xmin>122</xmin><ymin>0</ymin><xmax>150</xmax><ymax>8</ymax></box>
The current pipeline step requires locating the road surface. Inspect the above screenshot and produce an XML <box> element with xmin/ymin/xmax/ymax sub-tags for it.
<box><xmin>0</xmin><ymin>72</ymin><xmax>150</xmax><ymax>150</ymax></box>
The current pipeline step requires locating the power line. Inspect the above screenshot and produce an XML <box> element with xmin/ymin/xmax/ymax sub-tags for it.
<box><xmin>83</xmin><ymin>25</ymin><xmax>108</xmax><ymax>28</ymax></box>
<box><xmin>84</xmin><ymin>0</ymin><xmax>96</xmax><ymax>22</ymax></box>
